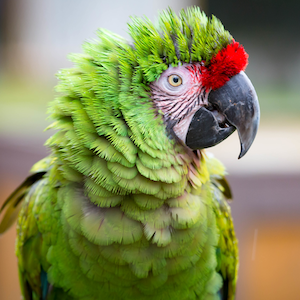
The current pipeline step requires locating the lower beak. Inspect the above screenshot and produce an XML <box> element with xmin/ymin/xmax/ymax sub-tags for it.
<box><xmin>185</xmin><ymin>71</ymin><xmax>260</xmax><ymax>159</ymax></box>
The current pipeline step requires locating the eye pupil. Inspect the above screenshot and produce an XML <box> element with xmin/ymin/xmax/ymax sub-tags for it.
<box><xmin>168</xmin><ymin>74</ymin><xmax>182</xmax><ymax>87</ymax></box>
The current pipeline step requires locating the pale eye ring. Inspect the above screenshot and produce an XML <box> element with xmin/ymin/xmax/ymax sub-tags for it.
<box><xmin>168</xmin><ymin>74</ymin><xmax>182</xmax><ymax>87</ymax></box>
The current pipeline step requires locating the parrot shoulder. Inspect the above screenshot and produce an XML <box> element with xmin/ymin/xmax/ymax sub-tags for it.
<box><xmin>0</xmin><ymin>156</ymin><xmax>53</xmax><ymax>234</ymax></box>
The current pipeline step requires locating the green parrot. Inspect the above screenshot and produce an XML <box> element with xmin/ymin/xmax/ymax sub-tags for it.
<box><xmin>0</xmin><ymin>7</ymin><xmax>259</xmax><ymax>300</ymax></box>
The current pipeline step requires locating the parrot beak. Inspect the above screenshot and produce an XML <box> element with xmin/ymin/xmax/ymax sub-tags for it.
<box><xmin>185</xmin><ymin>71</ymin><xmax>260</xmax><ymax>159</ymax></box>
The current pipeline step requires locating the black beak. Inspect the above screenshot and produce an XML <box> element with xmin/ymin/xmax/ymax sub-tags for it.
<box><xmin>186</xmin><ymin>71</ymin><xmax>260</xmax><ymax>158</ymax></box>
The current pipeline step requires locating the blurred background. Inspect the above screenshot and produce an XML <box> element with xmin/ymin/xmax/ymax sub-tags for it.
<box><xmin>0</xmin><ymin>0</ymin><xmax>300</xmax><ymax>299</ymax></box>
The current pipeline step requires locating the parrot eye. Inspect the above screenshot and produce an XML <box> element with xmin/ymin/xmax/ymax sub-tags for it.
<box><xmin>168</xmin><ymin>74</ymin><xmax>182</xmax><ymax>87</ymax></box>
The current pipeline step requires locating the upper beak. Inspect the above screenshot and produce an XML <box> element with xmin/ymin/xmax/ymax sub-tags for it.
<box><xmin>185</xmin><ymin>71</ymin><xmax>260</xmax><ymax>159</ymax></box>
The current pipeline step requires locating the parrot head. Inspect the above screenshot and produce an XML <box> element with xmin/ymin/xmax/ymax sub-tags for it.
<box><xmin>150</xmin><ymin>46</ymin><xmax>259</xmax><ymax>159</ymax></box>
<box><xmin>129</xmin><ymin>8</ymin><xmax>260</xmax><ymax>158</ymax></box>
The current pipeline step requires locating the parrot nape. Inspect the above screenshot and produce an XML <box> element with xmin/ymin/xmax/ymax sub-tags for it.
<box><xmin>0</xmin><ymin>7</ymin><xmax>259</xmax><ymax>300</ymax></box>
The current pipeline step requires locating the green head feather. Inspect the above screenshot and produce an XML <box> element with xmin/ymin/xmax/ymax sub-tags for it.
<box><xmin>129</xmin><ymin>7</ymin><xmax>232</xmax><ymax>81</ymax></box>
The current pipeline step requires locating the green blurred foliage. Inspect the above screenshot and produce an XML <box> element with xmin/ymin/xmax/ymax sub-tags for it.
<box><xmin>0</xmin><ymin>77</ymin><xmax>53</xmax><ymax>137</ymax></box>
<box><xmin>257</xmin><ymin>85</ymin><xmax>300</xmax><ymax>119</ymax></box>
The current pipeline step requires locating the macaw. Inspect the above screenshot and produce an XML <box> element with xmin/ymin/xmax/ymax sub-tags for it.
<box><xmin>0</xmin><ymin>7</ymin><xmax>259</xmax><ymax>300</ymax></box>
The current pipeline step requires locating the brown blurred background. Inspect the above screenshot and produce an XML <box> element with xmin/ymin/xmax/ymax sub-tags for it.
<box><xmin>1</xmin><ymin>1</ymin><xmax>300</xmax><ymax>299</ymax></box>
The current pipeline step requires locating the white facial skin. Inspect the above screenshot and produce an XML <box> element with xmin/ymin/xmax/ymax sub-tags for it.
<box><xmin>150</xmin><ymin>63</ymin><xmax>209</xmax><ymax>142</ymax></box>
<box><xmin>154</xmin><ymin>64</ymin><xmax>195</xmax><ymax>94</ymax></box>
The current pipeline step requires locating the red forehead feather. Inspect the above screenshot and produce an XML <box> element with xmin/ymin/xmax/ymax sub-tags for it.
<box><xmin>200</xmin><ymin>41</ymin><xmax>248</xmax><ymax>91</ymax></box>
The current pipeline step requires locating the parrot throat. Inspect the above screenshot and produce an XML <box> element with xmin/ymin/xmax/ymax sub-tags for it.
<box><xmin>47</xmin><ymin>93</ymin><xmax>208</xmax><ymax>202</ymax></box>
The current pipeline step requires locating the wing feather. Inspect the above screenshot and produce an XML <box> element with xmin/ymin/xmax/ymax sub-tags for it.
<box><xmin>0</xmin><ymin>172</ymin><xmax>46</xmax><ymax>234</ymax></box>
